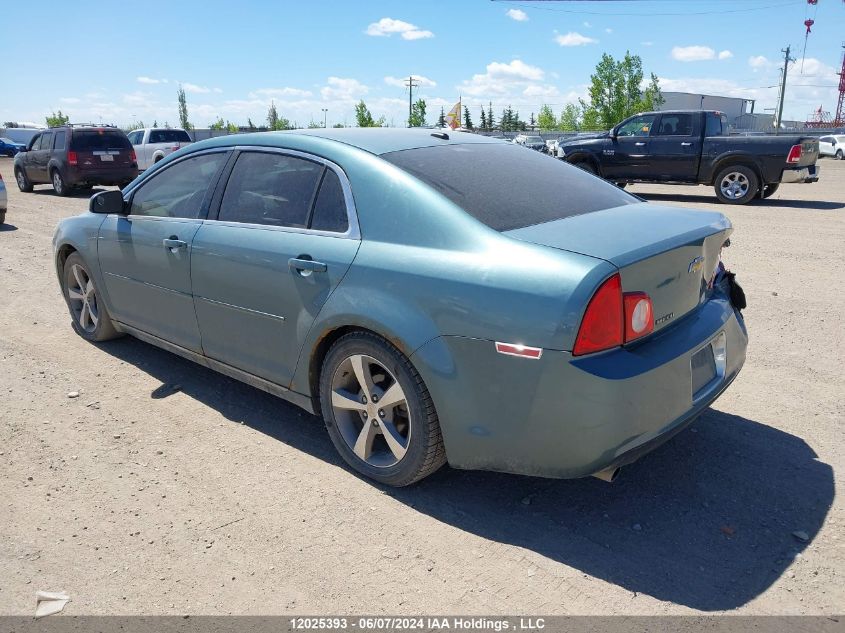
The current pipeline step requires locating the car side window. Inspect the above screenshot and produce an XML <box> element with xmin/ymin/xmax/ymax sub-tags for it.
<box><xmin>616</xmin><ymin>115</ymin><xmax>655</xmax><ymax>137</ymax></box>
<box><xmin>150</xmin><ymin>130</ymin><xmax>163</xmax><ymax>143</ymax></box>
<box><xmin>129</xmin><ymin>152</ymin><xmax>227</xmax><ymax>219</ymax></box>
<box><xmin>53</xmin><ymin>131</ymin><xmax>66</xmax><ymax>150</ymax></box>
<box><xmin>705</xmin><ymin>115</ymin><xmax>723</xmax><ymax>137</ymax></box>
<box><xmin>218</xmin><ymin>152</ymin><xmax>324</xmax><ymax>228</ymax></box>
<box><xmin>657</xmin><ymin>114</ymin><xmax>693</xmax><ymax>136</ymax></box>
<box><xmin>127</xmin><ymin>131</ymin><xmax>140</xmax><ymax>144</ymax></box>
<box><xmin>310</xmin><ymin>169</ymin><xmax>349</xmax><ymax>233</ymax></box>
<box><xmin>29</xmin><ymin>134</ymin><xmax>41</xmax><ymax>150</ymax></box>
<box><xmin>39</xmin><ymin>132</ymin><xmax>54</xmax><ymax>150</ymax></box>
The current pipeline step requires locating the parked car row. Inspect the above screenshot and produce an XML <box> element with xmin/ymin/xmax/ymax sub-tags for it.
<box><xmin>11</xmin><ymin>125</ymin><xmax>192</xmax><ymax>196</ymax></box>
<box><xmin>818</xmin><ymin>135</ymin><xmax>845</xmax><ymax>159</ymax></box>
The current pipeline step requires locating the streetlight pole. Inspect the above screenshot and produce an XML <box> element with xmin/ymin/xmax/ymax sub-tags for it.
<box><xmin>322</xmin><ymin>108</ymin><xmax>328</xmax><ymax>128</ymax></box>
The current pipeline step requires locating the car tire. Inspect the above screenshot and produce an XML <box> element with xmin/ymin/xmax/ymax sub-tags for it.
<box><xmin>837</xmin><ymin>150</ymin><xmax>844</xmax><ymax>160</ymax></box>
<box><xmin>0</xmin><ymin>211</ymin><xmax>5</xmax><ymax>225</ymax></box>
<box><xmin>51</xmin><ymin>169</ymin><xmax>71</xmax><ymax>197</ymax></box>
<box><xmin>572</xmin><ymin>160</ymin><xmax>597</xmax><ymax>175</ymax></box>
<box><xmin>714</xmin><ymin>165</ymin><xmax>758</xmax><ymax>205</ymax></box>
<box><xmin>761</xmin><ymin>183</ymin><xmax>780</xmax><ymax>199</ymax></box>
<box><xmin>319</xmin><ymin>331</ymin><xmax>446</xmax><ymax>486</ymax></box>
<box><xmin>61</xmin><ymin>252</ymin><xmax>122</xmax><ymax>342</ymax></box>
<box><xmin>15</xmin><ymin>167</ymin><xmax>33</xmax><ymax>193</ymax></box>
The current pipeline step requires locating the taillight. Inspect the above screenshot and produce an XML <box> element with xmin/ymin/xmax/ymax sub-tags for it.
<box><xmin>623</xmin><ymin>292</ymin><xmax>654</xmax><ymax>342</ymax></box>
<box><xmin>130</xmin><ymin>149</ymin><xmax>137</xmax><ymax>162</ymax></box>
<box><xmin>573</xmin><ymin>274</ymin><xmax>655</xmax><ymax>356</ymax></box>
<box><xmin>786</xmin><ymin>144</ymin><xmax>802</xmax><ymax>164</ymax></box>
<box><xmin>573</xmin><ymin>274</ymin><xmax>623</xmax><ymax>356</ymax></box>
<box><xmin>67</xmin><ymin>151</ymin><xmax>78</xmax><ymax>166</ymax></box>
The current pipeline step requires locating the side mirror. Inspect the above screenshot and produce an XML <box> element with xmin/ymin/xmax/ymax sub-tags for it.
<box><xmin>90</xmin><ymin>190</ymin><xmax>126</xmax><ymax>214</ymax></box>
<box><xmin>610</xmin><ymin>128</ymin><xmax>618</xmax><ymax>140</ymax></box>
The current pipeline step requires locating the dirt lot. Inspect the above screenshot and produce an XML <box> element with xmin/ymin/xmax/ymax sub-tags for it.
<box><xmin>1</xmin><ymin>157</ymin><xmax>843</xmax><ymax>616</ymax></box>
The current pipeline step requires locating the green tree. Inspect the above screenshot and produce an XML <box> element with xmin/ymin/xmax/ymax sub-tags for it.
<box><xmin>537</xmin><ymin>105</ymin><xmax>557</xmax><ymax>131</ymax></box>
<box><xmin>580</xmin><ymin>51</ymin><xmax>662</xmax><ymax>130</ymax></box>
<box><xmin>560</xmin><ymin>103</ymin><xmax>581</xmax><ymax>131</ymax></box>
<box><xmin>126</xmin><ymin>120</ymin><xmax>145</xmax><ymax>131</ymax></box>
<box><xmin>355</xmin><ymin>100</ymin><xmax>384</xmax><ymax>127</ymax></box>
<box><xmin>307</xmin><ymin>120</ymin><xmax>323</xmax><ymax>129</ymax></box>
<box><xmin>177</xmin><ymin>85</ymin><xmax>191</xmax><ymax>130</ymax></box>
<box><xmin>408</xmin><ymin>98</ymin><xmax>427</xmax><ymax>127</ymax></box>
<box><xmin>46</xmin><ymin>110</ymin><xmax>70</xmax><ymax>127</ymax></box>
<box><xmin>463</xmin><ymin>106</ymin><xmax>473</xmax><ymax>130</ymax></box>
<box><xmin>152</xmin><ymin>119</ymin><xmax>158</xmax><ymax>127</ymax></box>
<box><xmin>529</xmin><ymin>112</ymin><xmax>536</xmax><ymax>129</ymax></box>
<box><xmin>227</xmin><ymin>121</ymin><xmax>238</xmax><ymax>133</ymax></box>
<box><xmin>487</xmin><ymin>102</ymin><xmax>495</xmax><ymax>130</ymax></box>
<box><xmin>209</xmin><ymin>117</ymin><xmax>225</xmax><ymax>130</ymax></box>
<box><xmin>247</xmin><ymin>117</ymin><xmax>256</xmax><ymax>130</ymax></box>
<box><xmin>479</xmin><ymin>107</ymin><xmax>487</xmax><ymax>132</ymax></box>
<box><xmin>267</xmin><ymin>101</ymin><xmax>279</xmax><ymax>130</ymax></box>
<box><xmin>437</xmin><ymin>107</ymin><xmax>446</xmax><ymax>128</ymax></box>
<box><xmin>332</xmin><ymin>122</ymin><xmax>346</xmax><ymax>128</ymax></box>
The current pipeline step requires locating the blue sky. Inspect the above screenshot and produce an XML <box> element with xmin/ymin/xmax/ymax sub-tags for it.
<box><xmin>4</xmin><ymin>0</ymin><xmax>843</xmax><ymax>127</ymax></box>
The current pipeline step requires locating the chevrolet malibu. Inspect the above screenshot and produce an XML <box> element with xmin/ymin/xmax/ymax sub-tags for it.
<box><xmin>52</xmin><ymin>129</ymin><xmax>747</xmax><ymax>486</ymax></box>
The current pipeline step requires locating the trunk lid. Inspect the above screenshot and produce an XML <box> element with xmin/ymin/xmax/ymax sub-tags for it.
<box><xmin>505</xmin><ymin>203</ymin><xmax>732</xmax><ymax>335</ymax></box>
<box><xmin>70</xmin><ymin>129</ymin><xmax>134</xmax><ymax>170</ymax></box>
<box><xmin>795</xmin><ymin>136</ymin><xmax>819</xmax><ymax>167</ymax></box>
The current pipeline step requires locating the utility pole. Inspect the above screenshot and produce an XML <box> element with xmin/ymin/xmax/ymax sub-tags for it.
<box><xmin>774</xmin><ymin>45</ymin><xmax>795</xmax><ymax>135</ymax></box>
<box><xmin>322</xmin><ymin>108</ymin><xmax>328</xmax><ymax>128</ymax></box>
<box><xmin>405</xmin><ymin>75</ymin><xmax>420</xmax><ymax>127</ymax></box>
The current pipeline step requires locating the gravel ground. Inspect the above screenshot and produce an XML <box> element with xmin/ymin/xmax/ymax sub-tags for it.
<box><xmin>1</xmin><ymin>157</ymin><xmax>843</xmax><ymax>615</ymax></box>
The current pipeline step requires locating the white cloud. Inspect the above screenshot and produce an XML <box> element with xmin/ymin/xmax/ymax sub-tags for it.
<box><xmin>320</xmin><ymin>77</ymin><xmax>369</xmax><ymax>101</ymax></box>
<box><xmin>641</xmin><ymin>41</ymin><xmax>654</xmax><ymax>47</ymax></box>
<box><xmin>182</xmin><ymin>83</ymin><xmax>211</xmax><ymax>94</ymax></box>
<box><xmin>506</xmin><ymin>9</ymin><xmax>528</xmax><ymax>21</ymax></box>
<box><xmin>137</xmin><ymin>76</ymin><xmax>166</xmax><ymax>85</ymax></box>
<box><xmin>605</xmin><ymin>28</ymin><xmax>613</xmax><ymax>34</ymax></box>
<box><xmin>250</xmin><ymin>87</ymin><xmax>313</xmax><ymax>99</ymax></box>
<box><xmin>672</xmin><ymin>46</ymin><xmax>716</xmax><ymax>62</ymax></box>
<box><xmin>384</xmin><ymin>75</ymin><xmax>437</xmax><ymax>88</ymax></box>
<box><xmin>122</xmin><ymin>91</ymin><xmax>152</xmax><ymax>106</ymax></box>
<box><xmin>365</xmin><ymin>17</ymin><xmax>434</xmax><ymax>40</ymax></box>
<box><xmin>583</xmin><ymin>21</ymin><xmax>592</xmax><ymax>28</ymax></box>
<box><xmin>60</xmin><ymin>97</ymin><xmax>81</xmax><ymax>104</ymax></box>
<box><xmin>213</xmin><ymin>88</ymin><xmax>223</xmax><ymax>94</ymax></box>
<box><xmin>458</xmin><ymin>59</ymin><xmax>550</xmax><ymax>98</ymax></box>
<box><xmin>718</xmin><ymin>50</ymin><xmax>733</xmax><ymax>60</ymax></box>
<box><xmin>555</xmin><ymin>32</ymin><xmax>598</xmax><ymax>47</ymax></box>
<box><xmin>748</xmin><ymin>55</ymin><xmax>774</xmax><ymax>71</ymax></box>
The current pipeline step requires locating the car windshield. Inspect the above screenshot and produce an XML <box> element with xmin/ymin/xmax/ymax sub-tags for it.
<box><xmin>0</xmin><ymin>137</ymin><xmax>13</xmax><ymax>143</ymax></box>
<box><xmin>70</xmin><ymin>130</ymin><xmax>132</xmax><ymax>151</ymax></box>
<box><xmin>382</xmin><ymin>143</ymin><xmax>637</xmax><ymax>232</ymax></box>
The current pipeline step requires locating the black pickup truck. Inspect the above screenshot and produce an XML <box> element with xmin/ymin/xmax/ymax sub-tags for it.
<box><xmin>557</xmin><ymin>110</ymin><xmax>820</xmax><ymax>204</ymax></box>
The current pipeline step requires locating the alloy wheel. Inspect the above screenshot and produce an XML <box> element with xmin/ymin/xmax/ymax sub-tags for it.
<box><xmin>330</xmin><ymin>354</ymin><xmax>411</xmax><ymax>468</ymax></box>
<box><xmin>720</xmin><ymin>172</ymin><xmax>749</xmax><ymax>200</ymax></box>
<box><xmin>52</xmin><ymin>171</ymin><xmax>64</xmax><ymax>195</ymax></box>
<box><xmin>66</xmin><ymin>264</ymin><xmax>99</xmax><ymax>333</ymax></box>
<box><xmin>16</xmin><ymin>171</ymin><xmax>26</xmax><ymax>189</ymax></box>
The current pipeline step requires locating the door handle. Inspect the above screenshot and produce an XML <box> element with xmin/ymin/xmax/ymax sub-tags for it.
<box><xmin>289</xmin><ymin>257</ymin><xmax>327</xmax><ymax>274</ymax></box>
<box><xmin>634</xmin><ymin>142</ymin><xmax>646</xmax><ymax>147</ymax></box>
<box><xmin>681</xmin><ymin>142</ymin><xmax>693</xmax><ymax>146</ymax></box>
<box><xmin>163</xmin><ymin>237</ymin><xmax>187</xmax><ymax>251</ymax></box>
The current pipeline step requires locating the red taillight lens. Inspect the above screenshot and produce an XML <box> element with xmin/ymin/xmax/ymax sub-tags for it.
<box><xmin>786</xmin><ymin>144</ymin><xmax>802</xmax><ymax>164</ymax></box>
<box><xmin>130</xmin><ymin>149</ymin><xmax>137</xmax><ymax>162</ymax></box>
<box><xmin>573</xmin><ymin>273</ymin><xmax>623</xmax><ymax>356</ymax></box>
<box><xmin>67</xmin><ymin>151</ymin><xmax>78</xmax><ymax>166</ymax></box>
<box><xmin>623</xmin><ymin>292</ymin><xmax>654</xmax><ymax>342</ymax></box>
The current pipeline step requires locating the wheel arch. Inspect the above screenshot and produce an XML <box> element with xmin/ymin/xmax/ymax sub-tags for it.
<box><xmin>710</xmin><ymin>154</ymin><xmax>764</xmax><ymax>186</ymax></box>
<box><xmin>565</xmin><ymin>151</ymin><xmax>602</xmax><ymax>175</ymax></box>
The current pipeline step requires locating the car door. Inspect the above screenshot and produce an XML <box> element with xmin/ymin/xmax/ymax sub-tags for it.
<box><xmin>818</xmin><ymin>136</ymin><xmax>833</xmax><ymax>156</ymax></box>
<box><xmin>603</xmin><ymin>114</ymin><xmax>656</xmax><ymax>180</ymax></box>
<box><xmin>96</xmin><ymin>150</ymin><xmax>230</xmax><ymax>352</ymax></box>
<box><xmin>22</xmin><ymin>133</ymin><xmax>41</xmax><ymax>181</ymax></box>
<box><xmin>190</xmin><ymin>149</ymin><xmax>360</xmax><ymax>387</ymax></box>
<box><xmin>32</xmin><ymin>132</ymin><xmax>53</xmax><ymax>183</ymax></box>
<box><xmin>647</xmin><ymin>113</ymin><xmax>700</xmax><ymax>182</ymax></box>
<box><xmin>126</xmin><ymin>130</ymin><xmax>145</xmax><ymax>169</ymax></box>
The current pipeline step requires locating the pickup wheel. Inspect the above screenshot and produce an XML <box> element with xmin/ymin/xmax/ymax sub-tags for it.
<box><xmin>761</xmin><ymin>183</ymin><xmax>780</xmax><ymax>199</ymax></box>
<box><xmin>714</xmin><ymin>165</ymin><xmax>758</xmax><ymax>205</ymax></box>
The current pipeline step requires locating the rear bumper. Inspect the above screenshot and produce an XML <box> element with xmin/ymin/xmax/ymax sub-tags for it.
<box><xmin>412</xmin><ymin>291</ymin><xmax>747</xmax><ymax>479</ymax></box>
<box><xmin>780</xmin><ymin>164</ymin><xmax>819</xmax><ymax>184</ymax></box>
<box><xmin>66</xmin><ymin>165</ymin><xmax>138</xmax><ymax>186</ymax></box>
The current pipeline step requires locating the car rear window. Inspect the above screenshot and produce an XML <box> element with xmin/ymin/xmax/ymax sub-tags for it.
<box><xmin>149</xmin><ymin>129</ymin><xmax>192</xmax><ymax>143</ymax></box>
<box><xmin>381</xmin><ymin>143</ymin><xmax>637</xmax><ymax>232</ymax></box>
<box><xmin>70</xmin><ymin>130</ymin><xmax>132</xmax><ymax>151</ymax></box>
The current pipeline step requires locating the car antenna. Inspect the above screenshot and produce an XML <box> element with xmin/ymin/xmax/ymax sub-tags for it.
<box><xmin>430</xmin><ymin>131</ymin><xmax>449</xmax><ymax>140</ymax></box>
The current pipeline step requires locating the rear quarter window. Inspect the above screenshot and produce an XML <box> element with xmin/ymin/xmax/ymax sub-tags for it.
<box><xmin>382</xmin><ymin>144</ymin><xmax>637</xmax><ymax>232</ymax></box>
<box><xmin>150</xmin><ymin>129</ymin><xmax>191</xmax><ymax>143</ymax></box>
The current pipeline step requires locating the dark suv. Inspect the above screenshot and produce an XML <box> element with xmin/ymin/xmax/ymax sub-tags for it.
<box><xmin>13</xmin><ymin>125</ymin><xmax>138</xmax><ymax>196</ymax></box>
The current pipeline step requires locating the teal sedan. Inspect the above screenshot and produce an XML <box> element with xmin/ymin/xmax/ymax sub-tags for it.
<box><xmin>52</xmin><ymin>129</ymin><xmax>747</xmax><ymax>486</ymax></box>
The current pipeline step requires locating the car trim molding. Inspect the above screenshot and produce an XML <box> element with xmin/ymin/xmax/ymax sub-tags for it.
<box><xmin>194</xmin><ymin>295</ymin><xmax>286</xmax><ymax>322</ymax></box>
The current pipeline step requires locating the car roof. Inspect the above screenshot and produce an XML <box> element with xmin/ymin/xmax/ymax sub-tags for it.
<box><xmin>201</xmin><ymin>128</ymin><xmax>506</xmax><ymax>156</ymax></box>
